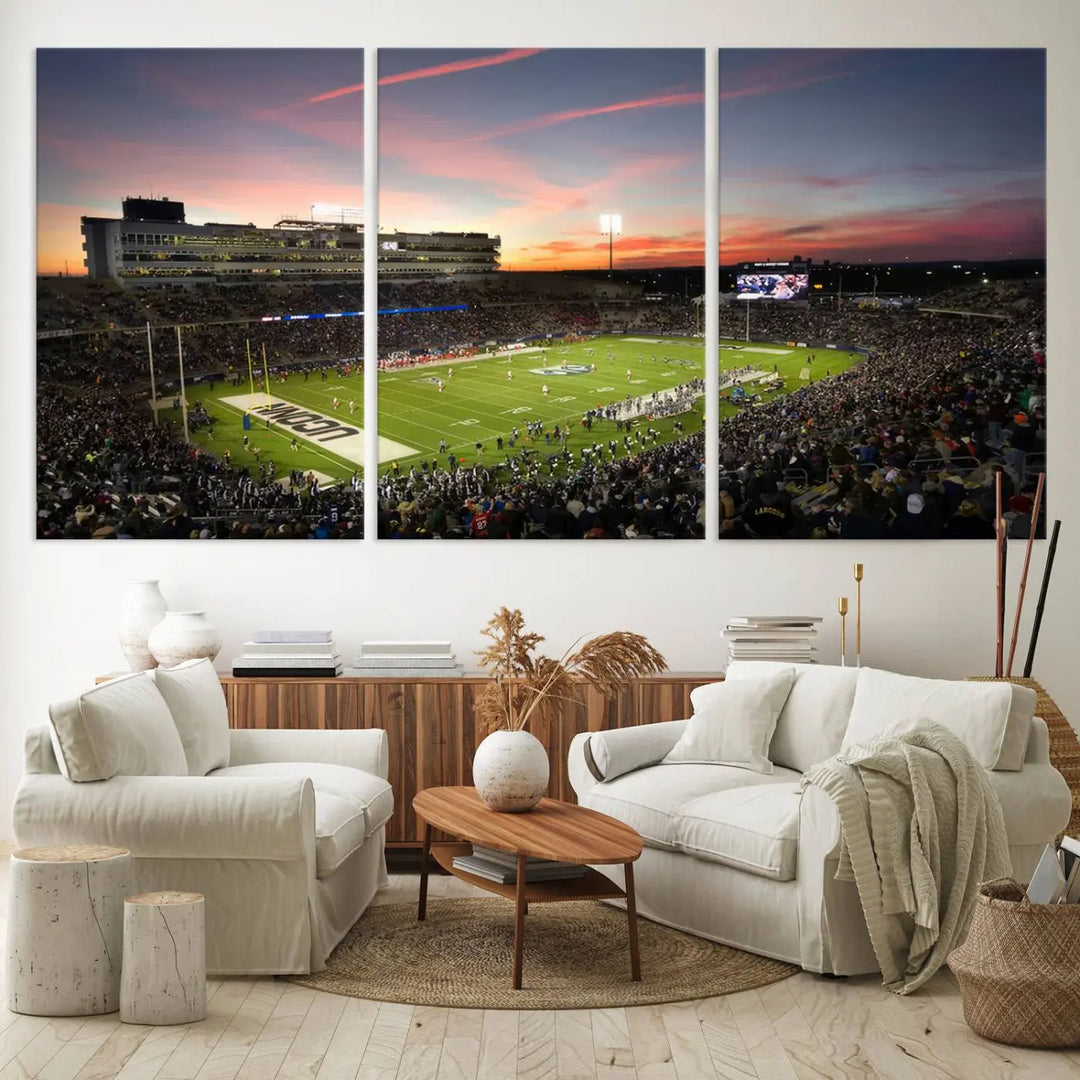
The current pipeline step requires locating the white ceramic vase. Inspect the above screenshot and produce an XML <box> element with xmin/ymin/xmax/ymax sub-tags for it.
<box><xmin>472</xmin><ymin>729</ymin><xmax>550</xmax><ymax>812</ymax></box>
<box><xmin>147</xmin><ymin>611</ymin><xmax>222</xmax><ymax>670</ymax></box>
<box><xmin>117</xmin><ymin>579</ymin><xmax>169</xmax><ymax>671</ymax></box>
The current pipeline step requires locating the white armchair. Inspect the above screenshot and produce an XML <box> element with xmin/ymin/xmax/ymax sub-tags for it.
<box><xmin>12</xmin><ymin>664</ymin><xmax>393</xmax><ymax>976</ymax></box>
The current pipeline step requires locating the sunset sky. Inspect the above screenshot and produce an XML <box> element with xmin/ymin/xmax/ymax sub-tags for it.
<box><xmin>37</xmin><ymin>49</ymin><xmax>364</xmax><ymax>275</ymax></box>
<box><xmin>36</xmin><ymin>47</ymin><xmax>1043</xmax><ymax>276</ymax></box>
<box><xmin>36</xmin><ymin>47</ymin><xmax>704</xmax><ymax>276</ymax></box>
<box><xmin>720</xmin><ymin>48</ymin><xmax>1046</xmax><ymax>264</ymax></box>
<box><xmin>378</xmin><ymin>49</ymin><xmax>704</xmax><ymax>270</ymax></box>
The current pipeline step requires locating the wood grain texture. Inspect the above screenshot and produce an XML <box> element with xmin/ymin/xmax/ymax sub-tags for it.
<box><xmin>413</xmin><ymin>787</ymin><xmax>643</xmax><ymax>865</ymax></box>
<box><xmin>222</xmin><ymin>673</ymin><xmax>715</xmax><ymax>846</ymax></box>
<box><xmin>428</xmin><ymin>844</ymin><xmax>627</xmax><ymax>904</ymax></box>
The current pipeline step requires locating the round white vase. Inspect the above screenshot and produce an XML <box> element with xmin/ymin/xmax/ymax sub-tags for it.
<box><xmin>472</xmin><ymin>729</ymin><xmax>550</xmax><ymax>812</ymax></box>
<box><xmin>117</xmin><ymin>579</ymin><xmax>169</xmax><ymax>671</ymax></box>
<box><xmin>147</xmin><ymin>611</ymin><xmax>222</xmax><ymax>670</ymax></box>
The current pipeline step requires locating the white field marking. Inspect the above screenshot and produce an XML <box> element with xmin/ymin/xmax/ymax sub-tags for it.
<box><xmin>221</xmin><ymin>394</ymin><xmax>416</xmax><ymax>466</ymax></box>
<box><xmin>596</xmin><ymin>386</ymin><xmax>615</xmax><ymax>392</ymax></box>
<box><xmin>629</xmin><ymin>379</ymin><xmax>647</xmax><ymax>385</ymax></box>
<box><xmin>326</xmin><ymin>384</ymin><xmax>348</xmax><ymax>390</ymax></box>
<box><xmin>742</xmin><ymin>347</ymin><xmax>792</xmax><ymax>355</ymax></box>
<box><xmin>552</xmin><ymin>396</ymin><xmax>576</xmax><ymax>404</ymax></box>
<box><xmin>624</xmin><ymin>337</ymin><xmax>663</xmax><ymax>343</ymax></box>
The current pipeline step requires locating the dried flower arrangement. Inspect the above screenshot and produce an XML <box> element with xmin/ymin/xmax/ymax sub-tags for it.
<box><xmin>475</xmin><ymin>607</ymin><xmax>668</xmax><ymax>733</ymax></box>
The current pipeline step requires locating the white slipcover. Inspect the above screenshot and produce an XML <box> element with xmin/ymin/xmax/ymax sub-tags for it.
<box><xmin>569</xmin><ymin>663</ymin><xmax>1073</xmax><ymax>976</ymax></box>
<box><xmin>663</xmin><ymin>669</ymin><xmax>795</xmax><ymax>773</ymax></box>
<box><xmin>152</xmin><ymin>659</ymin><xmax>231</xmax><ymax>775</ymax></box>
<box><xmin>13</xmin><ymin>724</ymin><xmax>391</xmax><ymax>975</ymax></box>
<box><xmin>48</xmin><ymin>672</ymin><xmax>188</xmax><ymax>780</ymax></box>
<box><xmin>842</xmin><ymin>668</ymin><xmax>1036</xmax><ymax>770</ymax></box>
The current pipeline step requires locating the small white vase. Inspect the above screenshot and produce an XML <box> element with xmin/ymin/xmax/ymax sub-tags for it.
<box><xmin>147</xmin><ymin>611</ymin><xmax>222</xmax><ymax>670</ymax></box>
<box><xmin>117</xmin><ymin>579</ymin><xmax>169</xmax><ymax>671</ymax></box>
<box><xmin>472</xmin><ymin>729</ymin><xmax>550</xmax><ymax>812</ymax></box>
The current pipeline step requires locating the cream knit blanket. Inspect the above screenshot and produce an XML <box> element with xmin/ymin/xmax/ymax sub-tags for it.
<box><xmin>803</xmin><ymin>719</ymin><xmax>1011</xmax><ymax>994</ymax></box>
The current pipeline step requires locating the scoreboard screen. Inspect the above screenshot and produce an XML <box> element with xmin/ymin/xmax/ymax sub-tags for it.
<box><xmin>736</xmin><ymin>270</ymin><xmax>809</xmax><ymax>301</ymax></box>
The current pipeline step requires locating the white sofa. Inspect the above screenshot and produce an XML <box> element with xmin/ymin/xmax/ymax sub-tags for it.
<box><xmin>12</xmin><ymin>661</ymin><xmax>392</xmax><ymax>976</ymax></box>
<box><xmin>568</xmin><ymin>663</ymin><xmax>1073</xmax><ymax>976</ymax></box>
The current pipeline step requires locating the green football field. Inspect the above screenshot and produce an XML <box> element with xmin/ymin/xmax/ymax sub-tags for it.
<box><xmin>164</xmin><ymin>334</ymin><xmax>862</xmax><ymax>486</ymax></box>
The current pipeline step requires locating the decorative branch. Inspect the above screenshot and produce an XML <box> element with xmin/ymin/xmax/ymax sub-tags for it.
<box><xmin>475</xmin><ymin>608</ymin><xmax>667</xmax><ymax>733</ymax></box>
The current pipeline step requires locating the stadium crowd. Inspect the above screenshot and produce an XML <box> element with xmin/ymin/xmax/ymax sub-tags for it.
<box><xmin>36</xmin><ymin>276</ymin><xmax>1045</xmax><ymax>539</ymax></box>
<box><xmin>712</xmin><ymin>297</ymin><xmax>1047</xmax><ymax>539</ymax></box>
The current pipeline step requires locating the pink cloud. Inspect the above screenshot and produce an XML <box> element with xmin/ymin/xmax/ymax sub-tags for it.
<box><xmin>721</xmin><ymin>194</ymin><xmax>1045</xmax><ymax>263</ymax></box>
<box><xmin>479</xmin><ymin>90</ymin><xmax>703</xmax><ymax>140</ymax></box>
<box><xmin>303</xmin><ymin>48</ymin><xmax>544</xmax><ymax>105</ymax></box>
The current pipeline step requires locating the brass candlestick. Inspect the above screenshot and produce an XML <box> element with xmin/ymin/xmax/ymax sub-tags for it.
<box><xmin>838</xmin><ymin>596</ymin><xmax>849</xmax><ymax>667</ymax></box>
<box><xmin>853</xmin><ymin>563</ymin><xmax>864</xmax><ymax>668</ymax></box>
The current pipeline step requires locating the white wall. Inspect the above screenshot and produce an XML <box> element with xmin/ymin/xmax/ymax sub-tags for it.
<box><xmin>2</xmin><ymin>0</ymin><xmax>1077</xmax><ymax>841</ymax></box>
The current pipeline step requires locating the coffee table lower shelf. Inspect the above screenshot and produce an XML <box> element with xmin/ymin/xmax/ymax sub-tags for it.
<box><xmin>430</xmin><ymin>842</ymin><xmax>627</xmax><ymax>902</ymax></box>
<box><xmin>420</xmin><ymin>840</ymin><xmax>641</xmax><ymax>989</ymax></box>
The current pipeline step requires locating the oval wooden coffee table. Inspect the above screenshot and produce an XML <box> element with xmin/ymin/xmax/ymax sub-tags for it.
<box><xmin>413</xmin><ymin>786</ymin><xmax>644</xmax><ymax>990</ymax></box>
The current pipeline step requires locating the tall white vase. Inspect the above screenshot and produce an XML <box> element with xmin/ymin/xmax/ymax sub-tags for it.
<box><xmin>147</xmin><ymin>611</ymin><xmax>222</xmax><ymax>670</ymax></box>
<box><xmin>117</xmin><ymin>580</ymin><xmax>168</xmax><ymax>671</ymax></box>
<box><xmin>472</xmin><ymin>729</ymin><xmax>550</xmax><ymax>812</ymax></box>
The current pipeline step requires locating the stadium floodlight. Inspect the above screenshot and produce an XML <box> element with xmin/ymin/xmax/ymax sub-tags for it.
<box><xmin>600</xmin><ymin>213</ymin><xmax>622</xmax><ymax>277</ymax></box>
<box><xmin>310</xmin><ymin>204</ymin><xmax>364</xmax><ymax>223</ymax></box>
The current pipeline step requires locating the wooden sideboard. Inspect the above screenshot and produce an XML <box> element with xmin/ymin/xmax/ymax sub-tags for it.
<box><xmin>220</xmin><ymin>673</ymin><xmax>719</xmax><ymax>847</ymax></box>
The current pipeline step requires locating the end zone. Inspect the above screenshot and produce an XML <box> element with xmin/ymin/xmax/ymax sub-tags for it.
<box><xmin>220</xmin><ymin>394</ymin><xmax>416</xmax><ymax>466</ymax></box>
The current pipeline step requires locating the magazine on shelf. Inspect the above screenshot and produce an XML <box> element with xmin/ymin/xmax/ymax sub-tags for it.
<box><xmin>452</xmin><ymin>851</ymin><xmax>587</xmax><ymax>884</ymax></box>
<box><xmin>471</xmin><ymin>844</ymin><xmax>567</xmax><ymax>870</ymax></box>
<box><xmin>727</xmin><ymin>616</ymin><xmax>823</xmax><ymax>626</ymax></box>
<box><xmin>252</xmin><ymin>630</ymin><xmax>333</xmax><ymax>643</ymax></box>
<box><xmin>358</xmin><ymin>640</ymin><xmax>454</xmax><ymax>659</ymax></box>
<box><xmin>241</xmin><ymin>641</ymin><xmax>339</xmax><ymax>656</ymax></box>
<box><xmin>1027</xmin><ymin>841</ymin><xmax>1070</xmax><ymax>904</ymax></box>
<box><xmin>234</xmin><ymin>654</ymin><xmax>341</xmax><ymax>667</ymax></box>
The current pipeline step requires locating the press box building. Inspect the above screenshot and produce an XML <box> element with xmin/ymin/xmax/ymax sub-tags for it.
<box><xmin>80</xmin><ymin>197</ymin><xmax>500</xmax><ymax>283</ymax></box>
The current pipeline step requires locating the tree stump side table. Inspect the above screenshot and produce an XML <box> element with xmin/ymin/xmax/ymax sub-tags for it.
<box><xmin>6</xmin><ymin>844</ymin><xmax>132</xmax><ymax>1016</ymax></box>
<box><xmin>120</xmin><ymin>891</ymin><xmax>207</xmax><ymax>1025</ymax></box>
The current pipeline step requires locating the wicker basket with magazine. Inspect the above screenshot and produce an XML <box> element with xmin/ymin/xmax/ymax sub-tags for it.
<box><xmin>948</xmin><ymin>879</ymin><xmax>1080</xmax><ymax>1048</ymax></box>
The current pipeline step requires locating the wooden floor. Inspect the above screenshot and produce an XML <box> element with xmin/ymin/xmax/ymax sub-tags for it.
<box><xmin>2</xmin><ymin>850</ymin><xmax>1079</xmax><ymax>1079</ymax></box>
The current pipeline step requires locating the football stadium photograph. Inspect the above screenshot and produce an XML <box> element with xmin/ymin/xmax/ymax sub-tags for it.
<box><xmin>34</xmin><ymin>46</ymin><xmax>1045</xmax><ymax>541</ymax></box>
<box><xmin>714</xmin><ymin>48</ymin><xmax>1046</xmax><ymax>540</ymax></box>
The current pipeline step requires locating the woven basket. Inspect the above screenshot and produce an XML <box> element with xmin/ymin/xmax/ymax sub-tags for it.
<box><xmin>949</xmin><ymin>879</ymin><xmax>1080</xmax><ymax>1048</ymax></box>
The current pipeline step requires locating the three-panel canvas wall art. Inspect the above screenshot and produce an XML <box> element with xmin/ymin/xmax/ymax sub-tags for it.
<box><xmin>36</xmin><ymin>48</ymin><xmax>1046</xmax><ymax>540</ymax></box>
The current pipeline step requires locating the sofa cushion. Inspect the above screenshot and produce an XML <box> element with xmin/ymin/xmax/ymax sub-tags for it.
<box><xmin>725</xmin><ymin>661</ymin><xmax>859</xmax><ymax>772</ymax></box>
<box><xmin>152</xmin><ymin>659</ymin><xmax>230</xmax><ymax>775</ymax></box>
<box><xmin>676</xmin><ymin>783</ymin><xmax>802</xmax><ymax>881</ymax></box>
<box><xmin>842</xmin><ymin>668</ymin><xmax>1036</xmax><ymax>771</ymax></box>
<box><xmin>48</xmin><ymin>672</ymin><xmax>188</xmax><ymax>781</ymax></box>
<box><xmin>663</xmin><ymin>669</ymin><xmax>795</xmax><ymax>774</ymax></box>
<box><xmin>211</xmin><ymin>762</ymin><xmax>394</xmax><ymax>840</ymax></box>
<box><xmin>581</xmin><ymin>762</ymin><xmax>802</xmax><ymax>850</ymax></box>
<box><xmin>312</xmin><ymin>792</ymin><xmax>370</xmax><ymax>877</ymax></box>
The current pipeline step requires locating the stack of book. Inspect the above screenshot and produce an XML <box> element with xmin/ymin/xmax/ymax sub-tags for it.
<box><xmin>722</xmin><ymin>616</ymin><xmax>822</xmax><ymax>665</ymax></box>
<box><xmin>232</xmin><ymin>631</ymin><xmax>341</xmax><ymax>677</ymax></box>
<box><xmin>1027</xmin><ymin>836</ymin><xmax>1080</xmax><ymax>904</ymax></box>
<box><xmin>347</xmin><ymin>641</ymin><xmax>463</xmax><ymax>678</ymax></box>
<box><xmin>451</xmin><ymin>844</ymin><xmax>586</xmax><ymax>884</ymax></box>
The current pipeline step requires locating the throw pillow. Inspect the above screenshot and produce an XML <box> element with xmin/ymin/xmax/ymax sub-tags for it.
<box><xmin>842</xmin><ymin>668</ymin><xmax>1037</xmax><ymax>771</ymax></box>
<box><xmin>48</xmin><ymin>671</ymin><xmax>188</xmax><ymax>781</ymax></box>
<box><xmin>725</xmin><ymin>661</ymin><xmax>859</xmax><ymax>772</ymax></box>
<box><xmin>152</xmin><ymin>658</ymin><xmax>230</xmax><ymax>775</ymax></box>
<box><xmin>663</xmin><ymin>668</ymin><xmax>796</xmax><ymax>773</ymax></box>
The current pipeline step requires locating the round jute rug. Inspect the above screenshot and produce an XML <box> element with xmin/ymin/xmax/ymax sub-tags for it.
<box><xmin>286</xmin><ymin>898</ymin><xmax>797</xmax><ymax>1009</ymax></box>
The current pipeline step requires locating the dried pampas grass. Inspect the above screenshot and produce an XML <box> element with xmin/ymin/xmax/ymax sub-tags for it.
<box><xmin>476</xmin><ymin>607</ymin><xmax>667</xmax><ymax>733</ymax></box>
